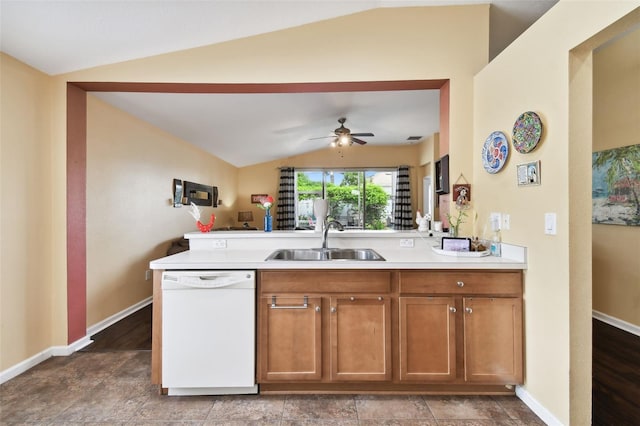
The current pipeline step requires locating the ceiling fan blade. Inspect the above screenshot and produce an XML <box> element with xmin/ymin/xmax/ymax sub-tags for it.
<box><xmin>351</xmin><ymin>137</ymin><xmax>368</xmax><ymax>145</ymax></box>
<box><xmin>351</xmin><ymin>132</ymin><xmax>374</xmax><ymax>137</ymax></box>
<box><xmin>308</xmin><ymin>134</ymin><xmax>336</xmax><ymax>140</ymax></box>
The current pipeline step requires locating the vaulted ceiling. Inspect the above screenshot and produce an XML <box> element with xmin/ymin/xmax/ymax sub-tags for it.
<box><xmin>1</xmin><ymin>0</ymin><xmax>557</xmax><ymax>167</ymax></box>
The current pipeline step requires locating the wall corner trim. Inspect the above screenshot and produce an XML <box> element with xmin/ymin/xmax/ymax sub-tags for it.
<box><xmin>592</xmin><ymin>310</ymin><xmax>640</xmax><ymax>337</ymax></box>
<box><xmin>516</xmin><ymin>386</ymin><xmax>564</xmax><ymax>426</ymax></box>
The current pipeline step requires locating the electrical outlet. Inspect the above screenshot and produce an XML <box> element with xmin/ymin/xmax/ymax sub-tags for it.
<box><xmin>490</xmin><ymin>212</ymin><xmax>502</xmax><ymax>231</ymax></box>
<box><xmin>212</xmin><ymin>239</ymin><xmax>227</xmax><ymax>249</ymax></box>
<box><xmin>145</xmin><ymin>270</ymin><xmax>152</xmax><ymax>281</ymax></box>
<box><xmin>399</xmin><ymin>238</ymin><xmax>414</xmax><ymax>248</ymax></box>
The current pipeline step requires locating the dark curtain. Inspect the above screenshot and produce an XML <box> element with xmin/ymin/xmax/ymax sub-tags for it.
<box><xmin>393</xmin><ymin>165</ymin><xmax>413</xmax><ymax>230</ymax></box>
<box><xmin>276</xmin><ymin>167</ymin><xmax>296</xmax><ymax>230</ymax></box>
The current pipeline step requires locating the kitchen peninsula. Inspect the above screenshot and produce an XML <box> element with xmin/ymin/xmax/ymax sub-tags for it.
<box><xmin>150</xmin><ymin>230</ymin><xmax>527</xmax><ymax>395</ymax></box>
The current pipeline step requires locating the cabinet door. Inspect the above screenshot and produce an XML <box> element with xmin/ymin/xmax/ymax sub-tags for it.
<box><xmin>399</xmin><ymin>297</ymin><xmax>457</xmax><ymax>382</ymax></box>
<box><xmin>330</xmin><ymin>296</ymin><xmax>391</xmax><ymax>381</ymax></box>
<box><xmin>463</xmin><ymin>297</ymin><xmax>523</xmax><ymax>384</ymax></box>
<box><xmin>258</xmin><ymin>295</ymin><xmax>322</xmax><ymax>381</ymax></box>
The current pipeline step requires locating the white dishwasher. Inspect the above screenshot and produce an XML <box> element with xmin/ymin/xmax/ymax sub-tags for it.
<box><xmin>161</xmin><ymin>270</ymin><xmax>257</xmax><ymax>396</ymax></box>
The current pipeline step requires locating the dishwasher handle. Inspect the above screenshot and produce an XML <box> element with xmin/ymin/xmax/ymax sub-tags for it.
<box><xmin>163</xmin><ymin>273</ymin><xmax>254</xmax><ymax>289</ymax></box>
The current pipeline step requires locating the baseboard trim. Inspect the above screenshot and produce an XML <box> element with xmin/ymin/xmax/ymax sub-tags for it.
<box><xmin>86</xmin><ymin>296</ymin><xmax>152</xmax><ymax>337</ymax></box>
<box><xmin>516</xmin><ymin>386</ymin><xmax>564</xmax><ymax>426</ymax></box>
<box><xmin>592</xmin><ymin>310</ymin><xmax>640</xmax><ymax>337</ymax></box>
<box><xmin>1</xmin><ymin>297</ymin><xmax>152</xmax><ymax>385</ymax></box>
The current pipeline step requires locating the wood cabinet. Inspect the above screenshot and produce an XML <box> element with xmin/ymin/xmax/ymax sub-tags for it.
<box><xmin>145</xmin><ymin>267</ymin><xmax>526</xmax><ymax>395</ymax></box>
<box><xmin>330</xmin><ymin>295</ymin><xmax>391</xmax><ymax>381</ymax></box>
<box><xmin>463</xmin><ymin>296</ymin><xmax>523</xmax><ymax>383</ymax></box>
<box><xmin>399</xmin><ymin>296</ymin><xmax>457</xmax><ymax>382</ymax></box>
<box><xmin>398</xmin><ymin>270</ymin><xmax>523</xmax><ymax>385</ymax></box>
<box><xmin>259</xmin><ymin>295</ymin><xmax>322</xmax><ymax>381</ymax></box>
<box><xmin>257</xmin><ymin>270</ymin><xmax>391</xmax><ymax>384</ymax></box>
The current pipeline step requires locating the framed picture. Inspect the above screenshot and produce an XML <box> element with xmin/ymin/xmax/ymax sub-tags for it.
<box><xmin>183</xmin><ymin>181</ymin><xmax>216</xmax><ymax>206</ymax></box>
<box><xmin>592</xmin><ymin>144</ymin><xmax>640</xmax><ymax>226</ymax></box>
<box><xmin>251</xmin><ymin>194</ymin><xmax>268</xmax><ymax>203</ymax></box>
<box><xmin>517</xmin><ymin>160</ymin><xmax>541</xmax><ymax>186</ymax></box>
<box><xmin>441</xmin><ymin>237</ymin><xmax>471</xmax><ymax>252</ymax></box>
<box><xmin>453</xmin><ymin>183</ymin><xmax>471</xmax><ymax>208</ymax></box>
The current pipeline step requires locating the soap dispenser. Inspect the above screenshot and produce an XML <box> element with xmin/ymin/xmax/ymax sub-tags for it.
<box><xmin>489</xmin><ymin>216</ymin><xmax>501</xmax><ymax>256</ymax></box>
<box><xmin>490</xmin><ymin>229</ymin><xmax>501</xmax><ymax>256</ymax></box>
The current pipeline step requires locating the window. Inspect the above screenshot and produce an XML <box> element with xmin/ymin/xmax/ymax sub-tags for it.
<box><xmin>295</xmin><ymin>169</ymin><xmax>397</xmax><ymax>230</ymax></box>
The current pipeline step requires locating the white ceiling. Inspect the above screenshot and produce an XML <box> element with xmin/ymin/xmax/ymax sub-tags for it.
<box><xmin>1</xmin><ymin>0</ymin><xmax>557</xmax><ymax>167</ymax></box>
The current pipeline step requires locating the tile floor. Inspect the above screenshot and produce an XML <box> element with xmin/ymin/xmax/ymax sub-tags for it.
<box><xmin>1</xmin><ymin>351</ymin><xmax>545</xmax><ymax>425</ymax></box>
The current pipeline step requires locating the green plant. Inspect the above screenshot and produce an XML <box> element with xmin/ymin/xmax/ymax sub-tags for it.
<box><xmin>446</xmin><ymin>209</ymin><xmax>468</xmax><ymax>237</ymax></box>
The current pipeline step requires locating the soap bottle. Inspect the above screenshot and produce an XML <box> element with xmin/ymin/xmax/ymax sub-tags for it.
<box><xmin>490</xmin><ymin>229</ymin><xmax>502</xmax><ymax>256</ymax></box>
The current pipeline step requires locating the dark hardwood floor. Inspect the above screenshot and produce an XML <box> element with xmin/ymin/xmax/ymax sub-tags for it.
<box><xmin>81</xmin><ymin>304</ymin><xmax>152</xmax><ymax>352</ymax></box>
<box><xmin>79</xmin><ymin>305</ymin><xmax>640</xmax><ymax>423</ymax></box>
<box><xmin>592</xmin><ymin>318</ymin><xmax>640</xmax><ymax>425</ymax></box>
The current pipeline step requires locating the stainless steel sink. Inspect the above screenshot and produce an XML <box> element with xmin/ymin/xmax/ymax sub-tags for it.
<box><xmin>265</xmin><ymin>248</ymin><xmax>385</xmax><ymax>261</ymax></box>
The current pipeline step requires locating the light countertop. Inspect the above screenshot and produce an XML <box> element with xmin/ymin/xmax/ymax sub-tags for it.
<box><xmin>150</xmin><ymin>230</ymin><xmax>526</xmax><ymax>270</ymax></box>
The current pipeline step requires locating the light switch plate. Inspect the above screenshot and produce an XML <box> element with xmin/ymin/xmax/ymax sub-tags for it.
<box><xmin>544</xmin><ymin>213</ymin><xmax>557</xmax><ymax>235</ymax></box>
<box><xmin>490</xmin><ymin>212</ymin><xmax>502</xmax><ymax>231</ymax></box>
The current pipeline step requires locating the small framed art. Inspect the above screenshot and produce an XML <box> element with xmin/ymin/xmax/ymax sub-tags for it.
<box><xmin>517</xmin><ymin>160</ymin><xmax>541</xmax><ymax>186</ymax></box>
<box><xmin>251</xmin><ymin>194</ymin><xmax>268</xmax><ymax>203</ymax></box>
<box><xmin>441</xmin><ymin>237</ymin><xmax>471</xmax><ymax>252</ymax></box>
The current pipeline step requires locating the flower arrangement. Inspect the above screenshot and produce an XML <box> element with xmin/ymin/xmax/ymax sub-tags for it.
<box><xmin>256</xmin><ymin>195</ymin><xmax>274</xmax><ymax>216</ymax></box>
<box><xmin>257</xmin><ymin>195</ymin><xmax>274</xmax><ymax>232</ymax></box>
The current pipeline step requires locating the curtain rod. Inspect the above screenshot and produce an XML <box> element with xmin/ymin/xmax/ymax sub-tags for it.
<box><xmin>277</xmin><ymin>166</ymin><xmax>412</xmax><ymax>170</ymax></box>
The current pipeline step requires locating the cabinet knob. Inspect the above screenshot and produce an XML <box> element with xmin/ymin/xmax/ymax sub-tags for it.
<box><xmin>349</xmin><ymin>296</ymin><xmax>355</xmax><ymax>301</ymax></box>
<box><xmin>449</xmin><ymin>307</ymin><xmax>457</xmax><ymax>313</ymax></box>
<box><xmin>331</xmin><ymin>307</ymin><xmax>337</xmax><ymax>313</ymax></box>
<box><xmin>315</xmin><ymin>306</ymin><xmax>321</xmax><ymax>312</ymax></box>
<box><xmin>457</xmin><ymin>281</ymin><xmax>465</xmax><ymax>287</ymax></box>
<box><xmin>465</xmin><ymin>307</ymin><xmax>473</xmax><ymax>314</ymax></box>
<box><xmin>378</xmin><ymin>296</ymin><xmax>383</xmax><ymax>301</ymax></box>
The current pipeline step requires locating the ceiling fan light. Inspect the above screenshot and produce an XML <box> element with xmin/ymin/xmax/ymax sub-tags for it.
<box><xmin>340</xmin><ymin>134</ymin><xmax>350</xmax><ymax>145</ymax></box>
<box><xmin>330</xmin><ymin>139</ymin><xmax>337</xmax><ymax>148</ymax></box>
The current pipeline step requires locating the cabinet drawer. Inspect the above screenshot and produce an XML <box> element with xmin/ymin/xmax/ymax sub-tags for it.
<box><xmin>399</xmin><ymin>270</ymin><xmax>522</xmax><ymax>295</ymax></box>
<box><xmin>260</xmin><ymin>270</ymin><xmax>391</xmax><ymax>293</ymax></box>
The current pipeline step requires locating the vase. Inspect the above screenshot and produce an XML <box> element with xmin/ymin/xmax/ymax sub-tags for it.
<box><xmin>313</xmin><ymin>199</ymin><xmax>329</xmax><ymax>232</ymax></box>
<box><xmin>264</xmin><ymin>214</ymin><xmax>273</xmax><ymax>232</ymax></box>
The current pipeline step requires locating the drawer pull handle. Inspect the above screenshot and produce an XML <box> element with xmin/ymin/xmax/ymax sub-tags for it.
<box><xmin>449</xmin><ymin>307</ymin><xmax>457</xmax><ymax>313</ymax></box>
<box><xmin>271</xmin><ymin>295</ymin><xmax>309</xmax><ymax>309</ymax></box>
<box><xmin>457</xmin><ymin>281</ymin><xmax>465</xmax><ymax>287</ymax></box>
<box><xmin>350</xmin><ymin>296</ymin><xmax>356</xmax><ymax>301</ymax></box>
<box><xmin>465</xmin><ymin>307</ymin><xmax>473</xmax><ymax>314</ymax></box>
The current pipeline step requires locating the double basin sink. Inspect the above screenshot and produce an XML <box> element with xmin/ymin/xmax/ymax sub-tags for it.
<box><xmin>266</xmin><ymin>248</ymin><xmax>385</xmax><ymax>261</ymax></box>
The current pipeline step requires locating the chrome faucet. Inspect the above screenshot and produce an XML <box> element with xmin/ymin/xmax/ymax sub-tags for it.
<box><xmin>322</xmin><ymin>219</ymin><xmax>344</xmax><ymax>249</ymax></box>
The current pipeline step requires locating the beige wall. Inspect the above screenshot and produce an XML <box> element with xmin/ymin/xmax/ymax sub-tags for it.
<box><xmin>86</xmin><ymin>95</ymin><xmax>238</xmax><ymax>325</ymax></box>
<box><xmin>6</xmin><ymin>3</ymin><xmax>639</xmax><ymax>423</ymax></box>
<box><xmin>2</xmin><ymin>5</ymin><xmax>490</xmax><ymax>372</ymax></box>
<box><xmin>473</xmin><ymin>2</ymin><xmax>639</xmax><ymax>424</ymax></box>
<box><xmin>1</xmin><ymin>54</ymin><xmax>56</xmax><ymax>369</ymax></box>
<box><xmin>592</xmin><ymin>27</ymin><xmax>640</xmax><ymax>326</ymax></box>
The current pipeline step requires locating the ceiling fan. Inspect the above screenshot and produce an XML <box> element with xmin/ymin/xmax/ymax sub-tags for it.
<box><xmin>310</xmin><ymin>117</ymin><xmax>374</xmax><ymax>147</ymax></box>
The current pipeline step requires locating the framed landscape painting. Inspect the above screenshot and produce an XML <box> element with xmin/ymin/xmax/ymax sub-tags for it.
<box><xmin>592</xmin><ymin>144</ymin><xmax>640</xmax><ymax>226</ymax></box>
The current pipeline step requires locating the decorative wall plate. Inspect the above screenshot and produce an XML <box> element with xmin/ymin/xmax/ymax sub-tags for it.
<box><xmin>512</xmin><ymin>111</ymin><xmax>543</xmax><ymax>153</ymax></box>
<box><xmin>482</xmin><ymin>131</ymin><xmax>509</xmax><ymax>174</ymax></box>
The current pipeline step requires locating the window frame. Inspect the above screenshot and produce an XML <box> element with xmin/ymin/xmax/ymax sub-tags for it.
<box><xmin>294</xmin><ymin>167</ymin><xmax>397</xmax><ymax>230</ymax></box>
